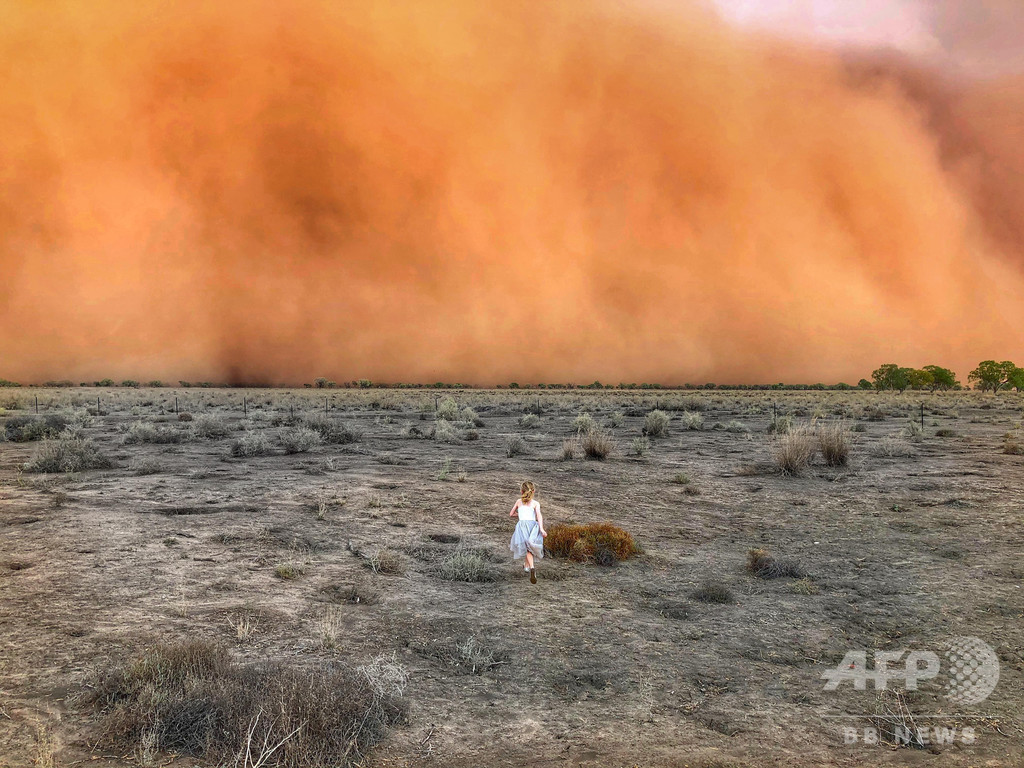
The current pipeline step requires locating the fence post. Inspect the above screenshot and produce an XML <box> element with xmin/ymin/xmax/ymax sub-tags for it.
<box><xmin>920</xmin><ymin>403</ymin><xmax>925</xmax><ymax>433</ymax></box>
<box><xmin>325</xmin><ymin>397</ymin><xmax>328</xmax><ymax>416</ymax></box>
<box><xmin>35</xmin><ymin>396</ymin><xmax>39</xmax><ymax>414</ymax></box>
<box><xmin>175</xmin><ymin>396</ymin><xmax>179</xmax><ymax>415</ymax></box>
<box><xmin>243</xmin><ymin>397</ymin><xmax>247</xmax><ymax>418</ymax></box>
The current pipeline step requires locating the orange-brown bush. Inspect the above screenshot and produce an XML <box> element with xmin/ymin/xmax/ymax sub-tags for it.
<box><xmin>545</xmin><ymin>522</ymin><xmax>640</xmax><ymax>565</ymax></box>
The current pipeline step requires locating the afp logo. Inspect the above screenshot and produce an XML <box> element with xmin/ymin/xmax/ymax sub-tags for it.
<box><xmin>822</xmin><ymin>636</ymin><xmax>999</xmax><ymax>705</ymax></box>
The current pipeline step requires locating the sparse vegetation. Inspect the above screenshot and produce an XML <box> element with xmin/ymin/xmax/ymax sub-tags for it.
<box><xmin>690</xmin><ymin>581</ymin><xmax>734</xmax><ymax>604</ymax></box>
<box><xmin>230</xmin><ymin>431</ymin><xmax>272</xmax><ymax>457</ymax></box>
<box><xmin>581</xmin><ymin>428</ymin><xmax>613</xmax><ymax>460</ymax></box>
<box><xmin>368</xmin><ymin>548</ymin><xmax>405</xmax><ymax>575</ymax></box>
<box><xmin>25</xmin><ymin>438</ymin><xmax>114</xmax><ymax>473</ymax></box>
<box><xmin>572</xmin><ymin>412</ymin><xmax>597</xmax><ymax>434</ymax></box>
<box><xmin>630</xmin><ymin>436</ymin><xmax>650</xmax><ymax>456</ymax></box>
<box><xmin>279</xmin><ymin>426</ymin><xmax>322</xmax><ymax>454</ymax></box>
<box><xmin>680</xmin><ymin>411</ymin><xmax>703</xmax><ymax>430</ymax></box>
<box><xmin>190</xmin><ymin>414</ymin><xmax>232</xmax><ymax>439</ymax></box>
<box><xmin>771</xmin><ymin>426</ymin><xmax>817</xmax><ymax>475</ymax></box>
<box><xmin>746</xmin><ymin>548</ymin><xmax>806</xmax><ymax>579</ymax></box>
<box><xmin>504</xmin><ymin>435</ymin><xmax>527</xmax><ymax>458</ymax></box>
<box><xmin>642</xmin><ymin>409</ymin><xmax>669</xmax><ymax>438</ymax></box>
<box><xmin>438</xmin><ymin>548</ymin><xmax>501</xmax><ymax>582</ymax></box>
<box><xmin>818</xmin><ymin>421</ymin><xmax>852</xmax><ymax>467</ymax></box>
<box><xmin>83</xmin><ymin>640</ymin><xmax>407</xmax><ymax>767</ymax></box>
<box><xmin>4</xmin><ymin>415</ymin><xmax>70</xmax><ymax>442</ymax></box>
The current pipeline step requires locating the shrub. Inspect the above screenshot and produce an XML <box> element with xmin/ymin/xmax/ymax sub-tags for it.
<box><xmin>190</xmin><ymin>414</ymin><xmax>232</xmax><ymax>439</ymax></box>
<box><xmin>230</xmin><ymin>431</ymin><xmax>272</xmax><ymax>457</ymax></box>
<box><xmin>130</xmin><ymin>457</ymin><xmax>165</xmax><ymax>476</ymax></box>
<box><xmin>518</xmin><ymin>413</ymin><xmax>540</xmax><ymax>429</ymax></box>
<box><xmin>124</xmin><ymin>421</ymin><xmax>186</xmax><ymax>444</ymax></box>
<box><xmin>368</xmin><ymin>548</ymin><xmax>405</xmax><ymax>575</ymax></box>
<box><xmin>746</xmin><ymin>548</ymin><xmax>806</xmax><ymax>579</ymax></box>
<box><xmin>431</xmin><ymin>420</ymin><xmax>460</xmax><ymax>444</ymax></box>
<box><xmin>818</xmin><ymin>422</ymin><xmax>852</xmax><ymax>467</ymax></box>
<box><xmin>438</xmin><ymin>549</ymin><xmax>500</xmax><ymax>582</ymax></box>
<box><xmin>864</xmin><ymin>405</ymin><xmax>886</xmax><ymax>422</ymax></box>
<box><xmin>690</xmin><ymin>581</ymin><xmax>734</xmax><ymax>604</ymax></box>
<box><xmin>559</xmin><ymin>439</ymin><xmax>577</xmax><ymax>460</ymax></box>
<box><xmin>177</xmin><ymin>412</ymin><xmax>194</xmax><ymax>422</ymax></box>
<box><xmin>790</xmin><ymin>578</ymin><xmax>820</xmax><ymax>595</ymax></box>
<box><xmin>303</xmin><ymin>415</ymin><xmax>361</xmax><ymax>444</ymax></box>
<box><xmin>461</xmin><ymin>407</ymin><xmax>484</xmax><ymax>427</ymax></box>
<box><xmin>572</xmin><ymin>412</ymin><xmax>596</xmax><ymax>434</ymax></box>
<box><xmin>903</xmin><ymin>420</ymin><xmax>924</xmax><ymax>442</ymax></box>
<box><xmin>679</xmin><ymin>396</ymin><xmax>706</xmax><ymax>411</ymax></box>
<box><xmin>771</xmin><ymin>426</ymin><xmax>817</xmax><ymax>475</ymax></box>
<box><xmin>672</xmin><ymin>472</ymin><xmax>692</xmax><ymax>485</ymax></box>
<box><xmin>4</xmin><ymin>414</ymin><xmax>69</xmax><ymax>442</ymax></box>
<box><xmin>766</xmin><ymin>414</ymin><xmax>792</xmax><ymax>434</ymax></box>
<box><xmin>935</xmin><ymin>428</ymin><xmax>957</xmax><ymax>438</ymax></box>
<box><xmin>279</xmin><ymin>426</ymin><xmax>322</xmax><ymax>454</ymax></box>
<box><xmin>608</xmin><ymin>412</ymin><xmax>624</xmax><ymax>428</ymax></box>
<box><xmin>436</xmin><ymin>397</ymin><xmax>459</xmax><ymax>421</ymax></box>
<box><xmin>83</xmin><ymin>640</ymin><xmax>407</xmax><ymax>768</ymax></box>
<box><xmin>631</xmin><ymin>436</ymin><xmax>650</xmax><ymax>456</ymax></box>
<box><xmin>680</xmin><ymin>411</ymin><xmax>703</xmax><ymax>430</ymax></box>
<box><xmin>642</xmin><ymin>410</ymin><xmax>669</xmax><ymax>438</ymax></box>
<box><xmin>545</xmin><ymin>522</ymin><xmax>639</xmax><ymax>564</ymax></box>
<box><xmin>504</xmin><ymin>435</ymin><xmax>527</xmax><ymax>458</ymax></box>
<box><xmin>274</xmin><ymin>563</ymin><xmax>303</xmax><ymax>580</ymax></box>
<box><xmin>25</xmin><ymin>438</ymin><xmax>114</xmax><ymax>473</ymax></box>
<box><xmin>1005</xmin><ymin>431</ymin><xmax>1023</xmax><ymax>455</ymax></box>
<box><xmin>872</xmin><ymin>433</ymin><xmax>914</xmax><ymax>458</ymax></box>
<box><xmin>581</xmin><ymin>428</ymin><xmax>613</xmax><ymax>460</ymax></box>
<box><xmin>724</xmin><ymin>420</ymin><xmax>749</xmax><ymax>434</ymax></box>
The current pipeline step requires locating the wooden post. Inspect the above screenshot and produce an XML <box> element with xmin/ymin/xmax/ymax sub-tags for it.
<box><xmin>434</xmin><ymin>395</ymin><xmax>439</xmax><ymax>411</ymax></box>
<box><xmin>325</xmin><ymin>397</ymin><xmax>328</xmax><ymax>416</ymax></box>
<box><xmin>35</xmin><ymin>396</ymin><xmax>38</xmax><ymax>414</ymax></box>
<box><xmin>920</xmin><ymin>403</ymin><xmax>925</xmax><ymax>433</ymax></box>
<box><xmin>289</xmin><ymin>404</ymin><xmax>294</xmax><ymax>420</ymax></box>
<box><xmin>97</xmin><ymin>396</ymin><xmax>100</xmax><ymax>414</ymax></box>
<box><xmin>174</xmin><ymin>396</ymin><xmax>179</xmax><ymax>415</ymax></box>
<box><xmin>243</xmin><ymin>397</ymin><xmax>247</xmax><ymax>418</ymax></box>
<box><xmin>773</xmin><ymin>401</ymin><xmax>777</xmax><ymax>428</ymax></box>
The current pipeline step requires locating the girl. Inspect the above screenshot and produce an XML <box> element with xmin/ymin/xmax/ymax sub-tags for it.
<box><xmin>509</xmin><ymin>480</ymin><xmax>546</xmax><ymax>584</ymax></box>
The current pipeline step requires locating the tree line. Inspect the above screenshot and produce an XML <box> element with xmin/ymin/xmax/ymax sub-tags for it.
<box><xmin>868</xmin><ymin>361</ymin><xmax>1024</xmax><ymax>393</ymax></box>
<box><xmin>2</xmin><ymin>361</ymin><xmax>1022</xmax><ymax>391</ymax></box>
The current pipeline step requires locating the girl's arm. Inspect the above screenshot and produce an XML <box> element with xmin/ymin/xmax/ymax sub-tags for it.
<box><xmin>510</xmin><ymin>500</ymin><xmax>519</xmax><ymax>517</ymax></box>
<box><xmin>537</xmin><ymin>503</ymin><xmax>547</xmax><ymax>536</ymax></box>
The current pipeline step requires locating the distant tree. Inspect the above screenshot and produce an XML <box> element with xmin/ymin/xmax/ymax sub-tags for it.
<box><xmin>0</xmin><ymin>378</ymin><xmax>22</xmax><ymax>387</ymax></box>
<box><xmin>905</xmin><ymin>369</ymin><xmax>934</xmax><ymax>391</ymax></box>
<box><xmin>1007</xmin><ymin>366</ymin><xmax>1024</xmax><ymax>392</ymax></box>
<box><xmin>358</xmin><ymin>379</ymin><xmax>373</xmax><ymax>389</ymax></box>
<box><xmin>179</xmin><ymin>381</ymin><xmax>193</xmax><ymax>387</ymax></box>
<box><xmin>968</xmin><ymin>360</ymin><xmax>1017</xmax><ymax>393</ymax></box>
<box><xmin>96</xmin><ymin>378</ymin><xmax>114</xmax><ymax>387</ymax></box>
<box><xmin>326</xmin><ymin>381</ymin><xmax>337</xmax><ymax>388</ymax></box>
<box><xmin>148</xmin><ymin>380</ymin><xmax>164</xmax><ymax>388</ymax></box>
<box><xmin>857</xmin><ymin>378</ymin><xmax>873</xmax><ymax>390</ymax></box>
<box><xmin>871</xmin><ymin>364</ymin><xmax>910</xmax><ymax>393</ymax></box>
<box><xmin>314</xmin><ymin>377</ymin><xmax>328</xmax><ymax>389</ymax></box>
<box><xmin>508</xmin><ymin>382</ymin><xmax>520</xmax><ymax>389</ymax></box>
<box><xmin>922</xmin><ymin>365</ymin><xmax>957</xmax><ymax>391</ymax></box>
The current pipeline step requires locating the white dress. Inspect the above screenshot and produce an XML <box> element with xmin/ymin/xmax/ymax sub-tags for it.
<box><xmin>510</xmin><ymin>499</ymin><xmax>544</xmax><ymax>560</ymax></box>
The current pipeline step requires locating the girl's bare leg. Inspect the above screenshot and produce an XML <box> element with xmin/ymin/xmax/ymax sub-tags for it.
<box><xmin>525</xmin><ymin>552</ymin><xmax>534</xmax><ymax>569</ymax></box>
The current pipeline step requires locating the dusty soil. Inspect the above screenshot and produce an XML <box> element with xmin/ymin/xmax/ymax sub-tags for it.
<box><xmin>1</xmin><ymin>387</ymin><xmax>1022</xmax><ymax>767</ymax></box>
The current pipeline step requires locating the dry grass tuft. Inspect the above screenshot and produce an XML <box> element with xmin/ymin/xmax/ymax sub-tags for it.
<box><xmin>642</xmin><ymin>410</ymin><xmax>669</xmax><ymax>438</ymax></box>
<box><xmin>580</xmin><ymin>429</ymin><xmax>613</xmax><ymax>460</ymax></box>
<box><xmin>368</xmin><ymin>548</ymin><xmax>405</xmax><ymax>576</ymax></box>
<box><xmin>771</xmin><ymin>426</ymin><xmax>817</xmax><ymax>475</ymax></box>
<box><xmin>818</xmin><ymin>421</ymin><xmax>852</xmax><ymax>467</ymax></box>
<box><xmin>545</xmin><ymin>522</ymin><xmax>640</xmax><ymax>564</ymax></box>
<box><xmin>25</xmin><ymin>438</ymin><xmax>115</xmax><ymax>473</ymax></box>
<box><xmin>690</xmin><ymin>581</ymin><xmax>734</xmax><ymax>604</ymax></box>
<box><xmin>83</xmin><ymin>640</ymin><xmax>407</xmax><ymax>767</ymax></box>
<box><xmin>746</xmin><ymin>548</ymin><xmax>806</xmax><ymax>579</ymax></box>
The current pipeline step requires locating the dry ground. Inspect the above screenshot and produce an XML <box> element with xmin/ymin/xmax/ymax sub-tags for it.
<box><xmin>1</xmin><ymin>387</ymin><xmax>1023</xmax><ymax>767</ymax></box>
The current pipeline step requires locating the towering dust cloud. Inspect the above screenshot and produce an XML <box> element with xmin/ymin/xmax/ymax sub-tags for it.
<box><xmin>0</xmin><ymin>0</ymin><xmax>1021</xmax><ymax>385</ymax></box>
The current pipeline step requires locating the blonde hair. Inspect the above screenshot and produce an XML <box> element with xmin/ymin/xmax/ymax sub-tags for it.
<box><xmin>520</xmin><ymin>480</ymin><xmax>536</xmax><ymax>504</ymax></box>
